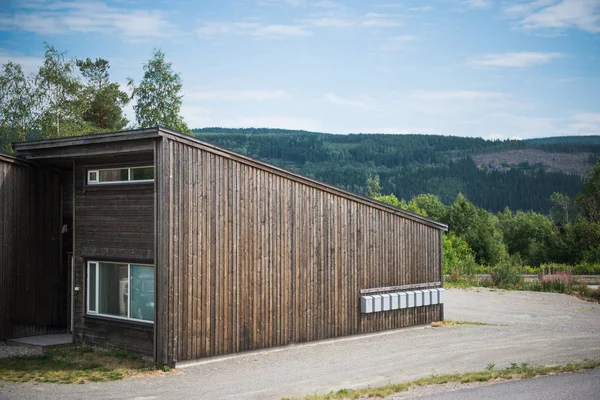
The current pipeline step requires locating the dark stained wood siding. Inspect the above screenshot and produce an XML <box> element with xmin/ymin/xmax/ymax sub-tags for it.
<box><xmin>0</xmin><ymin>155</ymin><xmax>64</xmax><ymax>339</ymax></box>
<box><xmin>73</xmin><ymin>153</ymin><xmax>155</xmax><ymax>355</ymax></box>
<box><xmin>156</xmin><ymin>138</ymin><xmax>443</xmax><ymax>365</ymax></box>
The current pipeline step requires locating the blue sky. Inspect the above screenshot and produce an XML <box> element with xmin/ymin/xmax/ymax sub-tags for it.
<box><xmin>1</xmin><ymin>0</ymin><xmax>599</xmax><ymax>139</ymax></box>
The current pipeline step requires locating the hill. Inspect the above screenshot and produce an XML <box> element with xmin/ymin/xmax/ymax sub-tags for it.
<box><xmin>192</xmin><ymin>128</ymin><xmax>600</xmax><ymax>214</ymax></box>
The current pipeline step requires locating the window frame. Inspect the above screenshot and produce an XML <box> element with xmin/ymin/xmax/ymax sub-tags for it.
<box><xmin>86</xmin><ymin>260</ymin><xmax>155</xmax><ymax>325</ymax></box>
<box><xmin>86</xmin><ymin>165</ymin><xmax>154</xmax><ymax>185</ymax></box>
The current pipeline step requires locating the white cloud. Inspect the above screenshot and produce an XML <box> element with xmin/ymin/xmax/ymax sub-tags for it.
<box><xmin>187</xmin><ymin>89</ymin><xmax>288</xmax><ymax>101</ymax></box>
<box><xmin>467</xmin><ymin>51</ymin><xmax>563</xmax><ymax>67</ymax></box>
<box><xmin>361</xmin><ymin>12</ymin><xmax>402</xmax><ymax>27</ymax></box>
<box><xmin>303</xmin><ymin>12</ymin><xmax>401</xmax><ymax>28</ymax></box>
<box><xmin>463</xmin><ymin>0</ymin><xmax>492</xmax><ymax>9</ymax></box>
<box><xmin>303</xmin><ymin>17</ymin><xmax>354</xmax><ymax>27</ymax></box>
<box><xmin>0</xmin><ymin>1</ymin><xmax>176</xmax><ymax>39</ymax></box>
<box><xmin>0</xmin><ymin>52</ymin><xmax>44</xmax><ymax>75</ymax></box>
<box><xmin>568</xmin><ymin>112</ymin><xmax>600</xmax><ymax>134</ymax></box>
<box><xmin>505</xmin><ymin>0</ymin><xmax>600</xmax><ymax>34</ymax></box>
<box><xmin>409</xmin><ymin>6</ymin><xmax>434</xmax><ymax>12</ymax></box>
<box><xmin>324</xmin><ymin>93</ymin><xmax>377</xmax><ymax>110</ymax></box>
<box><xmin>357</xmin><ymin>126</ymin><xmax>442</xmax><ymax>134</ymax></box>
<box><xmin>409</xmin><ymin>90</ymin><xmax>506</xmax><ymax>101</ymax></box>
<box><xmin>197</xmin><ymin>21</ymin><xmax>311</xmax><ymax>37</ymax></box>
<box><xmin>378</xmin><ymin>34</ymin><xmax>419</xmax><ymax>51</ymax></box>
<box><xmin>220</xmin><ymin>115</ymin><xmax>324</xmax><ymax>131</ymax></box>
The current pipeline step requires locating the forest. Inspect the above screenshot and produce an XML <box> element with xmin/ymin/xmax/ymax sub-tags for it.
<box><xmin>193</xmin><ymin>128</ymin><xmax>600</xmax><ymax>214</ymax></box>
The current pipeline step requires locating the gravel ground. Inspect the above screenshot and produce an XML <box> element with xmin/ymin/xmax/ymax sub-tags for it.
<box><xmin>1</xmin><ymin>288</ymin><xmax>599</xmax><ymax>400</ymax></box>
<box><xmin>0</xmin><ymin>342</ymin><xmax>41</xmax><ymax>359</ymax></box>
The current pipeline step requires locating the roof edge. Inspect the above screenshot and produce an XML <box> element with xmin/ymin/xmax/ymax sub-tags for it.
<box><xmin>0</xmin><ymin>152</ymin><xmax>31</xmax><ymax>167</ymax></box>
<box><xmin>13</xmin><ymin>127</ymin><xmax>160</xmax><ymax>152</ymax></box>
<box><xmin>158</xmin><ymin>127</ymin><xmax>449</xmax><ymax>231</ymax></box>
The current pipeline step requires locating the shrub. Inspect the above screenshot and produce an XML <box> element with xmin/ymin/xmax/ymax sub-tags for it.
<box><xmin>488</xmin><ymin>255</ymin><xmax>524</xmax><ymax>288</ymax></box>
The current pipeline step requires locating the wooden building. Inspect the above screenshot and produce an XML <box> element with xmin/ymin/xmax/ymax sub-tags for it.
<box><xmin>1</xmin><ymin>127</ymin><xmax>447</xmax><ymax>366</ymax></box>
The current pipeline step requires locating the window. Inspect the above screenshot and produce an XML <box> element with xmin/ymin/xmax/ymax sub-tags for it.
<box><xmin>87</xmin><ymin>166</ymin><xmax>154</xmax><ymax>185</ymax></box>
<box><xmin>87</xmin><ymin>261</ymin><xmax>154</xmax><ymax>323</ymax></box>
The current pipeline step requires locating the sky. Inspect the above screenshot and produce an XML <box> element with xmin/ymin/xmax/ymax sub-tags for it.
<box><xmin>0</xmin><ymin>0</ymin><xmax>599</xmax><ymax>139</ymax></box>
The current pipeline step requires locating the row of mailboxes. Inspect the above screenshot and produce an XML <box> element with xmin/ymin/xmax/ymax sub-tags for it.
<box><xmin>360</xmin><ymin>288</ymin><xmax>445</xmax><ymax>313</ymax></box>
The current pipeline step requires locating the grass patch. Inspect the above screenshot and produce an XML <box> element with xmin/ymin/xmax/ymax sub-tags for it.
<box><xmin>0</xmin><ymin>345</ymin><xmax>167</xmax><ymax>384</ymax></box>
<box><xmin>431</xmin><ymin>320</ymin><xmax>507</xmax><ymax>327</ymax></box>
<box><xmin>288</xmin><ymin>360</ymin><xmax>600</xmax><ymax>399</ymax></box>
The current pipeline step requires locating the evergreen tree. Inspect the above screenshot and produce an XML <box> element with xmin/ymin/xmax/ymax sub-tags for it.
<box><xmin>76</xmin><ymin>58</ymin><xmax>129</xmax><ymax>131</ymax></box>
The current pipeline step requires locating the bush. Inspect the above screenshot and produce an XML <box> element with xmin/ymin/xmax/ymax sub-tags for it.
<box><xmin>571</xmin><ymin>263</ymin><xmax>600</xmax><ymax>275</ymax></box>
<box><xmin>488</xmin><ymin>255</ymin><xmax>524</xmax><ymax>288</ymax></box>
<box><xmin>443</xmin><ymin>232</ymin><xmax>479</xmax><ymax>280</ymax></box>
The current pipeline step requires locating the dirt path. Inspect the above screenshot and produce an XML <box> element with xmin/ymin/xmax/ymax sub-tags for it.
<box><xmin>1</xmin><ymin>288</ymin><xmax>599</xmax><ymax>400</ymax></box>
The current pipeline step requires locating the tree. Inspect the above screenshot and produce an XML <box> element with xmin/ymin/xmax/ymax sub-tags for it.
<box><xmin>37</xmin><ymin>43</ymin><xmax>89</xmax><ymax>138</ymax></box>
<box><xmin>76</xmin><ymin>58</ymin><xmax>129</xmax><ymax>131</ymax></box>
<box><xmin>365</xmin><ymin>174</ymin><xmax>382</xmax><ymax>198</ymax></box>
<box><xmin>549</xmin><ymin>192</ymin><xmax>577</xmax><ymax>230</ymax></box>
<box><xmin>0</xmin><ymin>61</ymin><xmax>38</xmax><ymax>152</ymax></box>
<box><xmin>408</xmin><ymin>194</ymin><xmax>447</xmax><ymax>222</ymax></box>
<box><xmin>128</xmin><ymin>49</ymin><xmax>190</xmax><ymax>133</ymax></box>
<box><xmin>498</xmin><ymin>208</ymin><xmax>557</xmax><ymax>266</ymax></box>
<box><xmin>447</xmin><ymin>193</ymin><xmax>507</xmax><ymax>265</ymax></box>
<box><xmin>576</xmin><ymin>160</ymin><xmax>600</xmax><ymax>223</ymax></box>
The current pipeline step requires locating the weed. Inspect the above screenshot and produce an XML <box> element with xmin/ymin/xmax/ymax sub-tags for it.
<box><xmin>0</xmin><ymin>345</ymin><xmax>159</xmax><ymax>384</ymax></box>
<box><xmin>161</xmin><ymin>365</ymin><xmax>171</xmax><ymax>372</ymax></box>
<box><xmin>285</xmin><ymin>361</ymin><xmax>600</xmax><ymax>400</ymax></box>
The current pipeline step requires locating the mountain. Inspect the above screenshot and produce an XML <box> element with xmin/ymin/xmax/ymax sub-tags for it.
<box><xmin>192</xmin><ymin>128</ymin><xmax>600</xmax><ymax>214</ymax></box>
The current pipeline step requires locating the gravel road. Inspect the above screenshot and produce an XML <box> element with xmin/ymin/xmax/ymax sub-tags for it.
<box><xmin>1</xmin><ymin>288</ymin><xmax>599</xmax><ymax>400</ymax></box>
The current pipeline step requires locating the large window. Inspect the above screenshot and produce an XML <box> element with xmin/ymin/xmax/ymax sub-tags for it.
<box><xmin>87</xmin><ymin>261</ymin><xmax>154</xmax><ymax>323</ymax></box>
<box><xmin>87</xmin><ymin>166</ymin><xmax>154</xmax><ymax>185</ymax></box>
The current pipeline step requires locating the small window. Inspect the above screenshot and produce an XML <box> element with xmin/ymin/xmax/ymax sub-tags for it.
<box><xmin>88</xmin><ymin>170</ymin><xmax>98</xmax><ymax>183</ymax></box>
<box><xmin>87</xmin><ymin>166</ymin><xmax>154</xmax><ymax>185</ymax></box>
<box><xmin>86</xmin><ymin>261</ymin><xmax>154</xmax><ymax>323</ymax></box>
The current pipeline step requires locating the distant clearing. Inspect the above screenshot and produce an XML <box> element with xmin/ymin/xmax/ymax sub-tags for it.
<box><xmin>472</xmin><ymin>150</ymin><xmax>593</xmax><ymax>177</ymax></box>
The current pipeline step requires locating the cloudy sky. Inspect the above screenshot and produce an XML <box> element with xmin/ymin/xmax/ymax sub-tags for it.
<box><xmin>1</xmin><ymin>0</ymin><xmax>599</xmax><ymax>139</ymax></box>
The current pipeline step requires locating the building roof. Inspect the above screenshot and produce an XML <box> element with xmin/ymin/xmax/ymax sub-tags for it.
<box><xmin>13</xmin><ymin>127</ymin><xmax>448</xmax><ymax>231</ymax></box>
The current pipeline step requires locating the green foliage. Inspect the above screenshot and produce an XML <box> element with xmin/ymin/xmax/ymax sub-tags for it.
<box><xmin>365</xmin><ymin>174</ymin><xmax>382</xmax><ymax>198</ymax></box>
<box><xmin>76</xmin><ymin>58</ymin><xmax>129</xmax><ymax>131</ymax></box>
<box><xmin>0</xmin><ymin>61</ymin><xmax>38</xmax><ymax>153</ymax></box>
<box><xmin>409</xmin><ymin>194</ymin><xmax>447</xmax><ymax>221</ymax></box>
<box><xmin>129</xmin><ymin>49</ymin><xmax>190</xmax><ymax>134</ymax></box>
<box><xmin>576</xmin><ymin>160</ymin><xmax>600</xmax><ymax>223</ymax></box>
<box><xmin>37</xmin><ymin>43</ymin><xmax>91</xmax><ymax>139</ymax></box>
<box><xmin>443</xmin><ymin>232</ymin><xmax>478</xmax><ymax>279</ymax></box>
<box><xmin>447</xmin><ymin>194</ymin><xmax>507</xmax><ymax>265</ymax></box>
<box><xmin>373</xmin><ymin>193</ymin><xmax>403</xmax><ymax>208</ymax></box>
<box><xmin>488</xmin><ymin>255</ymin><xmax>524</xmax><ymax>288</ymax></box>
<box><xmin>498</xmin><ymin>208</ymin><xmax>557</xmax><ymax>266</ymax></box>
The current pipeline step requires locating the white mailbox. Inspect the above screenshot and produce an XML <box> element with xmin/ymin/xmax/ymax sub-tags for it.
<box><xmin>431</xmin><ymin>288</ymin><xmax>439</xmax><ymax>304</ymax></box>
<box><xmin>414</xmin><ymin>290</ymin><xmax>423</xmax><ymax>307</ymax></box>
<box><xmin>438</xmin><ymin>288</ymin><xmax>445</xmax><ymax>304</ymax></box>
<box><xmin>390</xmin><ymin>293</ymin><xmax>399</xmax><ymax>310</ymax></box>
<box><xmin>381</xmin><ymin>293</ymin><xmax>391</xmax><ymax>311</ymax></box>
<box><xmin>423</xmin><ymin>289</ymin><xmax>431</xmax><ymax>306</ymax></box>
<box><xmin>406</xmin><ymin>291</ymin><xmax>415</xmax><ymax>308</ymax></box>
<box><xmin>372</xmin><ymin>294</ymin><xmax>383</xmax><ymax>312</ymax></box>
<box><xmin>399</xmin><ymin>292</ymin><xmax>407</xmax><ymax>309</ymax></box>
<box><xmin>361</xmin><ymin>295</ymin><xmax>374</xmax><ymax>313</ymax></box>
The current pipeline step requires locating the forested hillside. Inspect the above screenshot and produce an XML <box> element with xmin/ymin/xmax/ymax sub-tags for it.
<box><xmin>193</xmin><ymin>128</ymin><xmax>600</xmax><ymax>214</ymax></box>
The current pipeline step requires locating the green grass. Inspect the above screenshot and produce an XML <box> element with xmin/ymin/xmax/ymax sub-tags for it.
<box><xmin>285</xmin><ymin>360</ymin><xmax>600</xmax><ymax>399</ymax></box>
<box><xmin>0</xmin><ymin>345</ymin><xmax>163</xmax><ymax>384</ymax></box>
